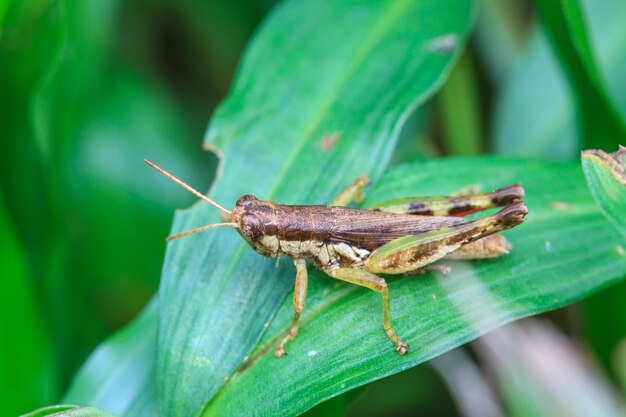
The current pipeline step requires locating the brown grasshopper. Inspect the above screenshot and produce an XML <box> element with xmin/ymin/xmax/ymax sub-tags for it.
<box><xmin>146</xmin><ymin>160</ymin><xmax>527</xmax><ymax>357</ymax></box>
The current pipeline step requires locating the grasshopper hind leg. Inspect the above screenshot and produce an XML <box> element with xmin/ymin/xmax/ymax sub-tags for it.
<box><xmin>326</xmin><ymin>267</ymin><xmax>408</xmax><ymax>355</ymax></box>
<box><xmin>365</xmin><ymin>202</ymin><xmax>527</xmax><ymax>275</ymax></box>
<box><xmin>368</xmin><ymin>184</ymin><xmax>524</xmax><ymax>216</ymax></box>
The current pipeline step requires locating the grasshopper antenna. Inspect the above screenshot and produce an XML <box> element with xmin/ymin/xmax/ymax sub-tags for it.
<box><xmin>144</xmin><ymin>159</ymin><xmax>238</xmax><ymax>242</ymax></box>
<box><xmin>165</xmin><ymin>222</ymin><xmax>238</xmax><ymax>242</ymax></box>
<box><xmin>144</xmin><ymin>159</ymin><xmax>232</xmax><ymax>216</ymax></box>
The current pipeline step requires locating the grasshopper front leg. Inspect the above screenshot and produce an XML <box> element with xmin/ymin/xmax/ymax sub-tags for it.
<box><xmin>331</xmin><ymin>175</ymin><xmax>370</xmax><ymax>207</ymax></box>
<box><xmin>325</xmin><ymin>267</ymin><xmax>408</xmax><ymax>355</ymax></box>
<box><xmin>275</xmin><ymin>258</ymin><xmax>308</xmax><ymax>358</ymax></box>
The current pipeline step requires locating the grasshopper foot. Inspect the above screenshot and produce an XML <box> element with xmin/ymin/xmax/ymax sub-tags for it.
<box><xmin>495</xmin><ymin>202</ymin><xmax>528</xmax><ymax>227</ymax></box>
<box><xmin>274</xmin><ymin>345</ymin><xmax>286</xmax><ymax>358</ymax></box>
<box><xmin>395</xmin><ymin>340</ymin><xmax>408</xmax><ymax>355</ymax></box>
<box><xmin>274</xmin><ymin>333</ymin><xmax>294</xmax><ymax>358</ymax></box>
<box><xmin>387</xmin><ymin>329</ymin><xmax>408</xmax><ymax>355</ymax></box>
<box><xmin>491</xmin><ymin>184</ymin><xmax>525</xmax><ymax>206</ymax></box>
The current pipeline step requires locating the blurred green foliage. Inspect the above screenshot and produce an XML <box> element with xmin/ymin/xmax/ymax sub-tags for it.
<box><xmin>1</xmin><ymin>0</ymin><xmax>270</xmax><ymax>414</ymax></box>
<box><xmin>2</xmin><ymin>0</ymin><xmax>626</xmax><ymax>416</ymax></box>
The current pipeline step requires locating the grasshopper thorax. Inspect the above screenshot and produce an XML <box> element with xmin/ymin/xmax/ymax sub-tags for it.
<box><xmin>232</xmin><ymin>195</ymin><xmax>279</xmax><ymax>257</ymax></box>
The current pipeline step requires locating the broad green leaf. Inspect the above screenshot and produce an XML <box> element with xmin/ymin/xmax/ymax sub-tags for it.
<box><xmin>533</xmin><ymin>0</ymin><xmax>626</xmax><ymax>150</ymax></box>
<box><xmin>157</xmin><ymin>0</ymin><xmax>475</xmax><ymax>416</ymax></box>
<box><xmin>20</xmin><ymin>405</ymin><xmax>117</xmax><ymax>417</ymax></box>
<box><xmin>493</xmin><ymin>0</ymin><xmax>626</xmax><ymax>159</ymax></box>
<box><xmin>64</xmin><ymin>155</ymin><xmax>626</xmax><ymax>416</ymax></box>
<box><xmin>62</xmin><ymin>300</ymin><xmax>158</xmax><ymax>417</ymax></box>
<box><xmin>203</xmin><ymin>158</ymin><xmax>626</xmax><ymax>417</ymax></box>
<box><xmin>582</xmin><ymin>146</ymin><xmax>626</xmax><ymax>239</ymax></box>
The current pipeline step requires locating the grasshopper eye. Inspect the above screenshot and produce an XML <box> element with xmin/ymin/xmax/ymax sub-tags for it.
<box><xmin>236</xmin><ymin>195</ymin><xmax>259</xmax><ymax>207</ymax></box>
<box><xmin>242</xmin><ymin>214</ymin><xmax>265</xmax><ymax>242</ymax></box>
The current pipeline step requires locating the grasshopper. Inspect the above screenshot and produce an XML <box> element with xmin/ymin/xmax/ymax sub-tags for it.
<box><xmin>146</xmin><ymin>160</ymin><xmax>527</xmax><ymax>357</ymax></box>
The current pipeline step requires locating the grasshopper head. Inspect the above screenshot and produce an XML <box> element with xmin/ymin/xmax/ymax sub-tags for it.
<box><xmin>232</xmin><ymin>195</ymin><xmax>278</xmax><ymax>257</ymax></box>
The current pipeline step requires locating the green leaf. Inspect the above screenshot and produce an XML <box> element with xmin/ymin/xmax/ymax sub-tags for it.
<box><xmin>531</xmin><ymin>0</ymin><xmax>626</xmax><ymax>150</ymax></box>
<box><xmin>157</xmin><ymin>0</ymin><xmax>475</xmax><ymax>416</ymax></box>
<box><xmin>203</xmin><ymin>157</ymin><xmax>626</xmax><ymax>417</ymax></box>
<box><xmin>65</xmin><ymin>156</ymin><xmax>626</xmax><ymax>416</ymax></box>
<box><xmin>20</xmin><ymin>405</ymin><xmax>117</xmax><ymax>417</ymax></box>
<box><xmin>581</xmin><ymin>146</ymin><xmax>626</xmax><ymax>239</ymax></box>
<box><xmin>62</xmin><ymin>300</ymin><xmax>157</xmax><ymax>417</ymax></box>
<box><xmin>493</xmin><ymin>0</ymin><xmax>626</xmax><ymax>159</ymax></box>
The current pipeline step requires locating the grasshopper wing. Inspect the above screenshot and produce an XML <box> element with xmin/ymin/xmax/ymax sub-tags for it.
<box><xmin>328</xmin><ymin>207</ymin><xmax>467</xmax><ymax>251</ymax></box>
